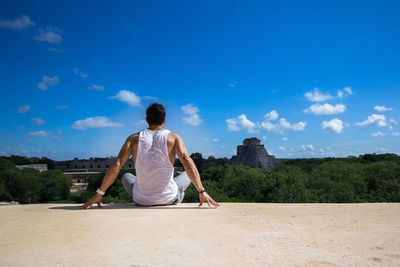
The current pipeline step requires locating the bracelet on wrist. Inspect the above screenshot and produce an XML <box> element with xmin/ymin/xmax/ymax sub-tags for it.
<box><xmin>198</xmin><ymin>187</ymin><xmax>206</xmax><ymax>193</ymax></box>
<box><xmin>96</xmin><ymin>188</ymin><xmax>105</xmax><ymax>196</ymax></box>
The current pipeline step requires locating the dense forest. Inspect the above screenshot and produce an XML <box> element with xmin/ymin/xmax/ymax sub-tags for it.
<box><xmin>1</xmin><ymin>153</ymin><xmax>399</xmax><ymax>204</ymax></box>
<box><xmin>0</xmin><ymin>157</ymin><xmax>70</xmax><ymax>204</ymax></box>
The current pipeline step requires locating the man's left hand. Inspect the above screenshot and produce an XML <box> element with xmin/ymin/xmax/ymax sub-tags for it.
<box><xmin>80</xmin><ymin>193</ymin><xmax>103</xmax><ymax>209</ymax></box>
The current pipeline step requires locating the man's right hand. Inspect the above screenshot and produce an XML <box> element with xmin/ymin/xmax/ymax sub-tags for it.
<box><xmin>199</xmin><ymin>192</ymin><xmax>220</xmax><ymax>208</ymax></box>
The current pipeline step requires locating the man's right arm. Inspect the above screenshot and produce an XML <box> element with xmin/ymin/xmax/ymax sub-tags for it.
<box><xmin>173</xmin><ymin>133</ymin><xmax>220</xmax><ymax>208</ymax></box>
<box><xmin>173</xmin><ymin>133</ymin><xmax>204</xmax><ymax>192</ymax></box>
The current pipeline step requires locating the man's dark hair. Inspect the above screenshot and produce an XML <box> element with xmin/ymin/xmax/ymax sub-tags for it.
<box><xmin>146</xmin><ymin>103</ymin><xmax>166</xmax><ymax>125</ymax></box>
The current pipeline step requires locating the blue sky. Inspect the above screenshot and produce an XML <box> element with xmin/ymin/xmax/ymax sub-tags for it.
<box><xmin>0</xmin><ymin>0</ymin><xmax>399</xmax><ymax>160</ymax></box>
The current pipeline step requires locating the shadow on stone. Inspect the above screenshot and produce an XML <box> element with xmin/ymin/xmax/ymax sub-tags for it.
<box><xmin>49</xmin><ymin>203</ymin><xmax>216</xmax><ymax>210</ymax></box>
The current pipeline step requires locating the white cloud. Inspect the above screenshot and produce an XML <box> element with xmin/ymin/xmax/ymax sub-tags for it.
<box><xmin>183</xmin><ymin>113</ymin><xmax>202</xmax><ymax>126</ymax></box>
<box><xmin>226</xmin><ymin>114</ymin><xmax>257</xmax><ymax>133</ymax></box>
<box><xmin>279</xmin><ymin>146</ymin><xmax>286</xmax><ymax>151</ymax></box>
<box><xmin>71</xmin><ymin>116</ymin><xmax>124</xmax><ymax>130</ymax></box>
<box><xmin>392</xmin><ymin>132</ymin><xmax>400</xmax><ymax>136</ymax></box>
<box><xmin>259</xmin><ymin>121</ymin><xmax>277</xmax><ymax>131</ymax></box>
<box><xmin>300</xmin><ymin>144</ymin><xmax>314</xmax><ymax>152</ymax></box>
<box><xmin>337</xmin><ymin>86</ymin><xmax>353</xmax><ymax>98</ymax></box>
<box><xmin>228</xmin><ymin>81</ymin><xmax>237</xmax><ymax>88</ymax></box>
<box><xmin>181</xmin><ymin>104</ymin><xmax>202</xmax><ymax>126</ymax></box>
<box><xmin>344</xmin><ymin>87</ymin><xmax>352</xmax><ymax>94</ymax></box>
<box><xmin>372</xmin><ymin>131</ymin><xmax>384</xmax><ymax>137</ymax></box>
<box><xmin>27</xmin><ymin>130</ymin><xmax>62</xmax><ymax>140</ymax></box>
<box><xmin>321</xmin><ymin>118</ymin><xmax>343</xmax><ymax>133</ymax></box>
<box><xmin>355</xmin><ymin>114</ymin><xmax>387</xmax><ymax>127</ymax></box>
<box><xmin>390</xmin><ymin>118</ymin><xmax>398</xmax><ymax>124</ymax></box>
<box><xmin>53</xmin><ymin>129</ymin><xmax>62</xmax><ymax>139</ymax></box>
<box><xmin>108</xmin><ymin>90</ymin><xmax>141</xmax><ymax>107</ymax></box>
<box><xmin>279</xmin><ymin>118</ymin><xmax>291</xmax><ymax>128</ymax></box>
<box><xmin>282</xmin><ymin>137</ymin><xmax>288</xmax><ymax>141</ymax></box>
<box><xmin>226</xmin><ymin>118</ymin><xmax>240</xmax><ymax>131</ymax></box>
<box><xmin>31</xmin><ymin>117</ymin><xmax>46</xmax><ymax>126</ymax></box>
<box><xmin>212</xmin><ymin>138</ymin><xmax>220</xmax><ymax>142</ymax></box>
<box><xmin>291</xmin><ymin>122</ymin><xmax>307</xmax><ymax>131</ymax></box>
<box><xmin>306</xmin><ymin>86</ymin><xmax>353</xmax><ymax>102</ymax></box>
<box><xmin>28</xmin><ymin>130</ymin><xmax>51</xmax><ymax>137</ymax></box>
<box><xmin>136</xmin><ymin>120</ymin><xmax>147</xmax><ymax>125</ymax></box>
<box><xmin>238</xmin><ymin>115</ymin><xmax>257</xmax><ymax>132</ymax></box>
<box><xmin>37</xmin><ymin>75</ymin><xmax>60</xmax><ymax>90</ymax></box>
<box><xmin>264</xmin><ymin>110</ymin><xmax>279</xmax><ymax>121</ymax></box>
<box><xmin>279</xmin><ymin>118</ymin><xmax>307</xmax><ymax>131</ymax></box>
<box><xmin>34</xmin><ymin>27</ymin><xmax>62</xmax><ymax>44</ymax></box>
<box><xmin>181</xmin><ymin>104</ymin><xmax>199</xmax><ymax>115</ymax></box>
<box><xmin>18</xmin><ymin>104</ymin><xmax>31</xmax><ymax>113</ymax></box>
<box><xmin>56</xmin><ymin>104</ymin><xmax>69</xmax><ymax>109</ymax></box>
<box><xmin>304</xmin><ymin>103</ymin><xmax>346</xmax><ymax>115</ymax></box>
<box><xmin>304</xmin><ymin>87</ymin><xmax>334</xmax><ymax>102</ymax></box>
<box><xmin>374</xmin><ymin>105</ymin><xmax>393</xmax><ymax>112</ymax></box>
<box><xmin>227</xmin><ymin>111</ymin><xmax>306</xmax><ymax>134</ymax></box>
<box><xmin>0</xmin><ymin>15</ymin><xmax>35</xmax><ymax>30</ymax></box>
<box><xmin>88</xmin><ymin>84</ymin><xmax>104</xmax><ymax>91</ymax></box>
<box><xmin>72</xmin><ymin>67</ymin><xmax>89</xmax><ymax>78</ymax></box>
<box><xmin>259</xmin><ymin>117</ymin><xmax>306</xmax><ymax>133</ymax></box>
<box><xmin>48</xmin><ymin>47</ymin><xmax>65</xmax><ymax>53</ymax></box>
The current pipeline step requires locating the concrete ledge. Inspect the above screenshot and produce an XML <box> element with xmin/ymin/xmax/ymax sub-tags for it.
<box><xmin>1</xmin><ymin>203</ymin><xmax>399</xmax><ymax>266</ymax></box>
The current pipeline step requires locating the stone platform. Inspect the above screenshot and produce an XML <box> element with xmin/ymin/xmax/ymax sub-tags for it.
<box><xmin>0</xmin><ymin>203</ymin><xmax>399</xmax><ymax>266</ymax></box>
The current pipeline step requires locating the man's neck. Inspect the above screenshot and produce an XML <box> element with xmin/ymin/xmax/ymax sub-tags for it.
<box><xmin>148</xmin><ymin>124</ymin><xmax>164</xmax><ymax>131</ymax></box>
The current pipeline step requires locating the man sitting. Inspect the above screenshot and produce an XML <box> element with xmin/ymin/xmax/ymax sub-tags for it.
<box><xmin>81</xmin><ymin>103</ymin><xmax>219</xmax><ymax>209</ymax></box>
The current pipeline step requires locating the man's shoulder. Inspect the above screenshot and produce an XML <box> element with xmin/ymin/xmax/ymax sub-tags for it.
<box><xmin>126</xmin><ymin>131</ymin><xmax>140</xmax><ymax>143</ymax></box>
<box><xmin>167</xmin><ymin>132</ymin><xmax>183</xmax><ymax>148</ymax></box>
<box><xmin>168</xmin><ymin>131</ymin><xmax>181</xmax><ymax>140</ymax></box>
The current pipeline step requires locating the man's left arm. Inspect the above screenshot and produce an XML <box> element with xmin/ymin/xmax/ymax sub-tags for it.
<box><xmin>98</xmin><ymin>136</ymin><xmax>132</xmax><ymax>193</ymax></box>
<box><xmin>80</xmin><ymin>136</ymin><xmax>132</xmax><ymax>209</ymax></box>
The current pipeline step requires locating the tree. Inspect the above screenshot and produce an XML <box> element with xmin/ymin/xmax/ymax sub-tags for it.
<box><xmin>263</xmin><ymin>165</ymin><xmax>310</xmax><ymax>203</ymax></box>
<box><xmin>190</xmin><ymin>153</ymin><xmax>204</xmax><ymax>172</ymax></box>
<box><xmin>221</xmin><ymin>165</ymin><xmax>266</xmax><ymax>202</ymax></box>
<box><xmin>40</xmin><ymin>170</ymin><xmax>71</xmax><ymax>202</ymax></box>
<box><xmin>8</xmin><ymin>169</ymin><xmax>43</xmax><ymax>204</ymax></box>
<box><xmin>309</xmin><ymin>161</ymin><xmax>367</xmax><ymax>202</ymax></box>
<box><xmin>364</xmin><ymin>161</ymin><xmax>400</xmax><ymax>202</ymax></box>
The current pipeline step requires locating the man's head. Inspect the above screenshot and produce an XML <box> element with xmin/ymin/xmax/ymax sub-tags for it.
<box><xmin>146</xmin><ymin>103</ymin><xmax>166</xmax><ymax>126</ymax></box>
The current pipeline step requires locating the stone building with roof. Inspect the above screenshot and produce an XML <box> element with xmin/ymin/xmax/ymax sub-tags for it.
<box><xmin>54</xmin><ymin>157</ymin><xmax>135</xmax><ymax>183</ymax></box>
<box><xmin>230</xmin><ymin>137</ymin><xmax>278</xmax><ymax>169</ymax></box>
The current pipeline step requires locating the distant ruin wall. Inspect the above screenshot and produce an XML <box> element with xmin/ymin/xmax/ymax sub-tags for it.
<box><xmin>54</xmin><ymin>157</ymin><xmax>135</xmax><ymax>171</ymax></box>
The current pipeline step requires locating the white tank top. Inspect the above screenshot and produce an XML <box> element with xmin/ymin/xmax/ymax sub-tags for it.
<box><xmin>132</xmin><ymin>128</ymin><xmax>178</xmax><ymax>205</ymax></box>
